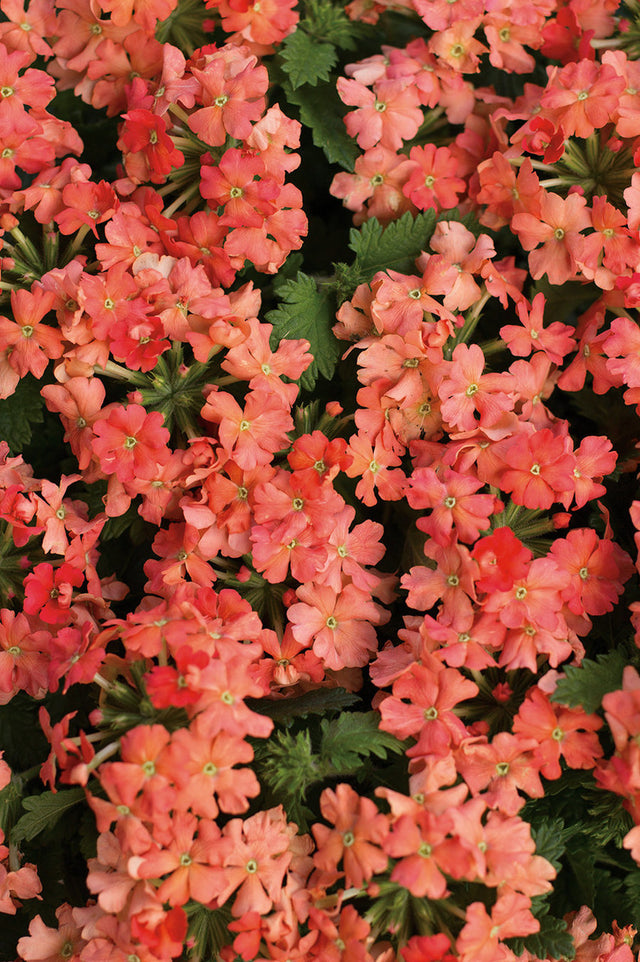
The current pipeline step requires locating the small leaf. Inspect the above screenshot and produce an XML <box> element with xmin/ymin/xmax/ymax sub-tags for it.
<box><xmin>303</xmin><ymin>0</ymin><xmax>365</xmax><ymax>48</ymax></box>
<box><xmin>551</xmin><ymin>648</ymin><xmax>627</xmax><ymax>714</ymax></box>
<box><xmin>336</xmin><ymin>210</ymin><xmax>437</xmax><ymax>298</ymax></box>
<box><xmin>0</xmin><ymin>374</ymin><xmax>44</xmax><ymax>453</ymax></box>
<box><xmin>11</xmin><ymin>787</ymin><xmax>86</xmax><ymax>844</ymax></box>
<box><xmin>247</xmin><ymin>686</ymin><xmax>359</xmax><ymax>721</ymax></box>
<box><xmin>509</xmin><ymin>915</ymin><xmax>575</xmax><ymax>961</ymax></box>
<box><xmin>624</xmin><ymin>870</ymin><xmax>640</xmax><ymax>930</ymax></box>
<box><xmin>531</xmin><ymin>818</ymin><xmax>568</xmax><ymax>871</ymax></box>
<box><xmin>284</xmin><ymin>81</ymin><xmax>359</xmax><ymax>170</ymax></box>
<box><xmin>320</xmin><ymin>711</ymin><xmax>404</xmax><ymax>771</ymax></box>
<box><xmin>281</xmin><ymin>31</ymin><xmax>337</xmax><ymax>88</ymax></box>
<box><xmin>266</xmin><ymin>271</ymin><xmax>340</xmax><ymax>390</ymax></box>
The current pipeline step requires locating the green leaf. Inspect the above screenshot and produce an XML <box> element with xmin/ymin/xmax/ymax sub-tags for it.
<box><xmin>0</xmin><ymin>780</ymin><xmax>22</xmax><ymax>835</ymax></box>
<box><xmin>509</xmin><ymin>915</ymin><xmax>575</xmax><ymax>961</ymax></box>
<box><xmin>247</xmin><ymin>686</ymin><xmax>359</xmax><ymax>721</ymax></box>
<box><xmin>0</xmin><ymin>374</ymin><xmax>44</xmax><ymax>453</ymax></box>
<box><xmin>11</xmin><ymin>787</ymin><xmax>86</xmax><ymax>844</ymax></box>
<box><xmin>336</xmin><ymin>210</ymin><xmax>437</xmax><ymax>299</ymax></box>
<box><xmin>284</xmin><ymin>81</ymin><xmax>359</xmax><ymax>170</ymax></box>
<box><xmin>319</xmin><ymin>711</ymin><xmax>404</xmax><ymax>771</ymax></box>
<box><xmin>187</xmin><ymin>903</ymin><xmax>233</xmax><ymax>960</ymax></box>
<box><xmin>624</xmin><ymin>870</ymin><xmax>640</xmax><ymax>930</ymax></box>
<box><xmin>281</xmin><ymin>31</ymin><xmax>337</xmax><ymax>88</ymax></box>
<box><xmin>258</xmin><ymin>728</ymin><xmax>319</xmax><ymax>807</ymax></box>
<box><xmin>531</xmin><ymin>819</ymin><xmax>568</xmax><ymax>871</ymax></box>
<box><xmin>551</xmin><ymin>648</ymin><xmax>627</xmax><ymax>714</ymax></box>
<box><xmin>302</xmin><ymin>0</ymin><xmax>364</xmax><ymax>48</ymax></box>
<box><xmin>584</xmin><ymin>786</ymin><xmax>634</xmax><ymax>847</ymax></box>
<box><xmin>266</xmin><ymin>271</ymin><xmax>340</xmax><ymax>390</ymax></box>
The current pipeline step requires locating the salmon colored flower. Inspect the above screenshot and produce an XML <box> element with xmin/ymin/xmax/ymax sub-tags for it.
<box><xmin>313</xmin><ymin>783</ymin><xmax>388</xmax><ymax>887</ymax></box>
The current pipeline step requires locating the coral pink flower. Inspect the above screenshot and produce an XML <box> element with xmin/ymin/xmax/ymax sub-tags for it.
<box><xmin>456</xmin><ymin>731</ymin><xmax>544</xmax><ymax>814</ymax></box>
<box><xmin>401</xmin><ymin>144</ymin><xmax>465</xmax><ymax>212</ymax></box>
<box><xmin>206</xmin><ymin>808</ymin><xmax>292</xmax><ymax>917</ymax></box>
<box><xmin>456</xmin><ymin>892</ymin><xmax>539</xmax><ymax>962</ymax></box>
<box><xmin>437</xmin><ymin>343</ymin><xmax>514</xmax><ymax>432</ymax></box>
<box><xmin>550</xmin><ymin>528</ymin><xmax>633</xmax><ymax>616</ymax></box>
<box><xmin>91</xmin><ymin>404</ymin><xmax>170</xmax><ymax>483</ymax></box>
<box><xmin>0</xmin><ymin>288</ymin><xmax>61</xmax><ymax>391</ymax></box>
<box><xmin>494</xmin><ymin>427</ymin><xmax>575</xmax><ymax>510</ymax></box>
<box><xmin>288</xmin><ymin>582</ymin><xmax>386</xmax><ymax>670</ymax></box>
<box><xmin>408</xmin><ymin>465</ymin><xmax>495</xmax><ymax>545</ymax></box>
<box><xmin>337</xmin><ymin>77</ymin><xmax>423</xmax><ymax>150</ymax></box>
<box><xmin>379</xmin><ymin>659</ymin><xmax>477</xmax><ymax>753</ymax></box>
<box><xmin>313</xmin><ymin>783</ymin><xmax>388</xmax><ymax>887</ymax></box>
<box><xmin>513</xmin><ymin>686</ymin><xmax>603</xmax><ymax>779</ymax></box>
<box><xmin>511</xmin><ymin>190</ymin><xmax>590</xmax><ymax>285</ymax></box>
<box><xmin>500</xmin><ymin>292</ymin><xmax>576</xmax><ymax>364</ymax></box>
<box><xmin>201</xmin><ymin>388</ymin><xmax>294</xmax><ymax>471</ymax></box>
<box><xmin>129</xmin><ymin>813</ymin><xmax>225</xmax><ymax>907</ymax></box>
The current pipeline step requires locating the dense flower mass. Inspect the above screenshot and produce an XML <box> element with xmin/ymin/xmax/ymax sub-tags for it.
<box><xmin>0</xmin><ymin>0</ymin><xmax>638</xmax><ymax>959</ymax></box>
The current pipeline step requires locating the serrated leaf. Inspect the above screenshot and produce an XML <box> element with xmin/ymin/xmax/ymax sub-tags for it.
<box><xmin>320</xmin><ymin>711</ymin><xmax>404</xmax><ymax>770</ymax></box>
<box><xmin>247</xmin><ymin>686</ymin><xmax>359</xmax><ymax>721</ymax></box>
<box><xmin>584</xmin><ymin>787</ymin><xmax>634</xmax><ymax>846</ymax></box>
<box><xmin>531</xmin><ymin>819</ymin><xmax>567</xmax><ymax>871</ymax></box>
<box><xmin>258</xmin><ymin>728</ymin><xmax>318</xmax><ymax>802</ymax></box>
<box><xmin>0</xmin><ymin>374</ymin><xmax>44</xmax><ymax>453</ymax></box>
<box><xmin>337</xmin><ymin>210</ymin><xmax>437</xmax><ymax>298</ymax></box>
<box><xmin>624</xmin><ymin>870</ymin><xmax>640</xmax><ymax>930</ymax></box>
<box><xmin>11</xmin><ymin>787</ymin><xmax>85</xmax><ymax>844</ymax></box>
<box><xmin>284</xmin><ymin>81</ymin><xmax>359</xmax><ymax>170</ymax></box>
<box><xmin>303</xmin><ymin>0</ymin><xmax>364</xmax><ymax>48</ymax></box>
<box><xmin>281</xmin><ymin>31</ymin><xmax>337</xmax><ymax>88</ymax></box>
<box><xmin>551</xmin><ymin>649</ymin><xmax>627</xmax><ymax>713</ymax></box>
<box><xmin>509</xmin><ymin>915</ymin><xmax>575</xmax><ymax>961</ymax></box>
<box><xmin>266</xmin><ymin>271</ymin><xmax>340</xmax><ymax>390</ymax></box>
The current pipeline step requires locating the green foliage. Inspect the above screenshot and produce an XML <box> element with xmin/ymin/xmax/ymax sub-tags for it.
<box><xmin>11</xmin><ymin>787</ymin><xmax>86</xmax><ymax>844</ymax></box>
<box><xmin>283</xmin><ymin>82</ymin><xmax>359</xmax><ymax>170</ymax></box>
<box><xmin>531</xmin><ymin>818</ymin><xmax>569</xmax><ymax>871</ymax></box>
<box><xmin>551</xmin><ymin>648</ymin><xmax>628</xmax><ymax>713</ymax></box>
<box><xmin>101</xmin><ymin>502</ymin><xmax>152</xmax><ymax>544</ymax></box>
<box><xmin>0</xmin><ymin>779</ymin><xmax>22</xmax><ymax>836</ymax></box>
<box><xmin>509</xmin><ymin>915</ymin><xmax>576</xmax><ymax>961</ymax></box>
<box><xmin>266</xmin><ymin>271</ymin><xmax>341</xmax><ymax>390</ymax></box>
<box><xmin>258</xmin><ymin>711</ymin><xmax>404</xmax><ymax>828</ymax></box>
<box><xmin>624</xmin><ymin>870</ymin><xmax>640</xmax><ymax>929</ymax></box>
<box><xmin>280</xmin><ymin>32</ymin><xmax>338</xmax><ymax>88</ymax></box>
<box><xmin>335</xmin><ymin>210</ymin><xmax>437</xmax><ymax>300</ymax></box>
<box><xmin>301</xmin><ymin>0</ymin><xmax>363</xmax><ymax>48</ymax></box>
<box><xmin>186</xmin><ymin>903</ymin><xmax>233</xmax><ymax>961</ymax></box>
<box><xmin>280</xmin><ymin>0</ymin><xmax>365</xmax><ymax>87</ymax></box>
<box><xmin>583</xmin><ymin>787</ymin><xmax>634</xmax><ymax>847</ymax></box>
<box><xmin>319</xmin><ymin>711</ymin><xmax>405</xmax><ymax>769</ymax></box>
<box><xmin>0</xmin><ymin>375</ymin><xmax>44</xmax><ymax>453</ymax></box>
<box><xmin>248</xmin><ymin>685</ymin><xmax>360</xmax><ymax>721</ymax></box>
